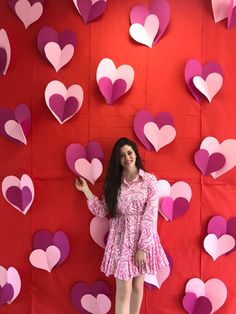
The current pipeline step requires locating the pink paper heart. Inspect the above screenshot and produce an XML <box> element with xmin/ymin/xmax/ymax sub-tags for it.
<box><xmin>81</xmin><ymin>293</ymin><xmax>111</xmax><ymax>314</ymax></box>
<box><xmin>193</xmin><ymin>73</ymin><xmax>223</xmax><ymax>102</ymax></box>
<box><xmin>0</xmin><ymin>29</ymin><xmax>11</xmax><ymax>75</ymax></box>
<box><xmin>203</xmin><ymin>234</ymin><xmax>235</xmax><ymax>260</ymax></box>
<box><xmin>75</xmin><ymin>158</ymin><xmax>103</xmax><ymax>184</ymax></box>
<box><xmin>4</xmin><ymin>120</ymin><xmax>27</xmax><ymax>144</ymax></box>
<box><xmin>0</xmin><ymin>266</ymin><xmax>21</xmax><ymax>304</ymax></box>
<box><xmin>90</xmin><ymin>217</ymin><xmax>110</xmax><ymax>249</ymax></box>
<box><xmin>211</xmin><ymin>0</ymin><xmax>230</xmax><ymax>22</ymax></box>
<box><xmin>29</xmin><ymin>245</ymin><xmax>61</xmax><ymax>272</ymax></box>
<box><xmin>129</xmin><ymin>14</ymin><xmax>159</xmax><ymax>48</ymax></box>
<box><xmin>44</xmin><ymin>43</ymin><xmax>74</xmax><ymax>72</ymax></box>
<box><xmin>144</xmin><ymin>266</ymin><xmax>170</xmax><ymax>288</ymax></box>
<box><xmin>15</xmin><ymin>0</ymin><xmax>43</xmax><ymax>28</ymax></box>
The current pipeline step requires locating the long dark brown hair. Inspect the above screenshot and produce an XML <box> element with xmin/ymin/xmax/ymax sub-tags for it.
<box><xmin>103</xmin><ymin>137</ymin><xmax>144</xmax><ymax>217</ymax></box>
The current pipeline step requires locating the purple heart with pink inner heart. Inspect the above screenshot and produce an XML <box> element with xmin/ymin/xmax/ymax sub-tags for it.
<box><xmin>98</xmin><ymin>77</ymin><xmax>127</xmax><ymax>104</ymax></box>
<box><xmin>37</xmin><ymin>26</ymin><xmax>77</xmax><ymax>60</ymax></box>
<box><xmin>0</xmin><ymin>104</ymin><xmax>31</xmax><ymax>144</ymax></box>
<box><xmin>49</xmin><ymin>94</ymin><xmax>79</xmax><ymax>122</ymax></box>
<box><xmin>130</xmin><ymin>0</ymin><xmax>170</xmax><ymax>44</ymax></box>
<box><xmin>183</xmin><ymin>292</ymin><xmax>212</xmax><ymax>314</ymax></box>
<box><xmin>134</xmin><ymin>110</ymin><xmax>174</xmax><ymax>151</ymax></box>
<box><xmin>74</xmin><ymin>0</ymin><xmax>107</xmax><ymax>24</ymax></box>
<box><xmin>33</xmin><ymin>230</ymin><xmax>70</xmax><ymax>267</ymax></box>
<box><xmin>71</xmin><ymin>280</ymin><xmax>111</xmax><ymax>313</ymax></box>
<box><xmin>160</xmin><ymin>196</ymin><xmax>190</xmax><ymax>221</ymax></box>
<box><xmin>185</xmin><ymin>59</ymin><xmax>223</xmax><ymax>103</ymax></box>
<box><xmin>7</xmin><ymin>0</ymin><xmax>45</xmax><ymax>12</ymax></box>
<box><xmin>0</xmin><ymin>47</ymin><xmax>7</xmax><ymax>75</ymax></box>
<box><xmin>0</xmin><ymin>284</ymin><xmax>14</xmax><ymax>306</ymax></box>
<box><xmin>194</xmin><ymin>149</ymin><xmax>226</xmax><ymax>175</ymax></box>
<box><xmin>5</xmin><ymin>186</ymin><xmax>32</xmax><ymax>212</ymax></box>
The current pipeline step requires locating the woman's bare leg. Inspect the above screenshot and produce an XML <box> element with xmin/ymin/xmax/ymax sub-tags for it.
<box><xmin>130</xmin><ymin>275</ymin><xmax>145</xmax><ymax>314</ymax></box>
<box><xmin>115</xmin><ymin>278</ymin><xmax>132</xmax><ymax>314</ymax></box>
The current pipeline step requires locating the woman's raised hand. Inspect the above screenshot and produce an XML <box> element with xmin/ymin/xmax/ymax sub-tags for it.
<box><xmin>75</xmin><ymin>177</ymin><xmax>89</xmax><ymax>192</ymax></box>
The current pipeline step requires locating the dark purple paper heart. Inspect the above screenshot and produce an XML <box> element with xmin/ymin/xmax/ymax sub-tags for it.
<box><xmin>76</xmin><ymin>0</ymin><xmax>107</xmax><ymax>24</ymax></box>
<box><xmin>161</xmin><ymin>197</ymin><xmax>189</xmax><ymax>220</ymax></box>
<box><xmin>49</xmin><ymin>94</ymin><xmax>79</xmax><ymax>122</ymax></box>
<box><xmin>6</xmin><ymin>186</ymin><xmax>32</xmax><ymax>211</ymax></box>
<box><xmin>194</xmin><ymin>149</ymin><xmax>226</xmax><ymax>175</ymax></box>
<box><xmin>207</xmin><ymin>216</ymin><xmax>227</xmax><ymax>238</ymax></box>
<box><xmin>15</xmin><ymin>104</ymin><xmax>31</xmax><ymax>136</ymax></box>
<box><xmin>0</xmin><ymin>47</ymin><xmax>7</xmax><ymax>75</ymax></box>
<box><xmin>194</xmin><ymin>296</ymin><xmax>212</xmax><ymax>314</ymax></box>
<box><xmin>86</xmin><ymin>142</ymin><xmax>103</xmax><ymax>162</ymax></box>
<box><xmin>71</xmin><ymin>280</ymin><xmax>111</xmax><ymax>313</ymax></box>
<box><xmin>0</xmin><ymin>283</ymin><xmax>14</xmax><ymax>306</ymax></box>
<box><xmin>98</xmin><ymin>77</ymin><xmax>127</xmax><ymax>104</ymax></box>
<box><xmin>226</xmin><ymin>217</ymin><xmax>236</xmax><ymax>253</ymax></box>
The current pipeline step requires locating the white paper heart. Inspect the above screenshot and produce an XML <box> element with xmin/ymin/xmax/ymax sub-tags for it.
<box><xmin>44</xmin><ymin>43</ymin><xmax>74</xmax><ymax>72</ymax></box>
<box><xmin>15</xmin><ymin>0</ymin><xmax>43</xmax><ymax>28</ymax></box>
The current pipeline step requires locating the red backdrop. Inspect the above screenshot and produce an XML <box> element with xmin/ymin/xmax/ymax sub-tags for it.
<box><xmin>0</xmin><ymin>0</ymin><xmax>236</xmax><ymax>313</ymax></box>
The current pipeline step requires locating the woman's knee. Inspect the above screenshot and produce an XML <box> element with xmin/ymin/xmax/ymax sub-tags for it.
<box><xmin>132</xmin><ymin>276</ymin><xmax>144</xmax><ymax>294</ymax></box>
<box><xmin>116</xmin><ymin>279</ymin><xmax>132</xmax><ymax>300</ymax></box>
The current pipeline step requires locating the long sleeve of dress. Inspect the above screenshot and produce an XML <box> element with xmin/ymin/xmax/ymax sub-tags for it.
<box><xmin>87</xmin><ymin>195</ymin><xmax>108</xmax><ymax>218</ymax></box>
<box><xmin>138</xmin><ymin>176</ymin><xmax>159</xmax><ymax>253</ymax></box>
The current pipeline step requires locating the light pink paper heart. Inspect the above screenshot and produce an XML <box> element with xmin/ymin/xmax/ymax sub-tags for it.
<box><xmin>211</xmin><ymin>0</ymin><xmax>230</xmax><ymax>22</ymax></box>
<box><xmin>0</xmin><ymin>266</ymin><xmax>21</xmax><ymax>303</ymax></box>
<box><xmin>144</xmin><ymin>122</ymin><xmax>176</xmax><ymax>152</ymax></box>
<box><xmin>0</xmin><ymin>29</ymin><xmax>11</xmax><ymax>75</ymax></box>
<box><xmin>90</xmin><ymin>217</ymin><xmax>110</xmax><ymax>249</ymax></box>
<box><xmin>29</xmin><ymin>245</ymin><xmax>61</xmax><ymax>272</ymax></box>
<box><xmin>204</xmin><ymin>234</ymin><xmax>235</xmax><ymax>260</ymax></box>
<box><xmin>15</xmin><ymin>0</ymin><xmax>43</xmax><ymax>28</ymax></box>
<box><xmin>144</xmin><ymin>266</ymin><xmax>170</xmax><ymax>288</ymax></box>
<box><xmin>81</xmin><ymin>293</ymin><xmax>111</xmax><ymax>314</ymax></box>
<box><xmin>4</xmin><ymin>120</ymin><xmax>27</xmax><ymax>144</ymax></box>
<box><xmin>193</xmin><ymin>73</ymin><xmax>223</xmax><ymax>102</ymax></box>
<box><xmin>44</xmin><ymin>43</ymin><xmax>74</xmax><ymax>72</ymax></box>
<box><xmin>129</xmin><ymin>14</ymin><xmax>159</xmax><ymax>48</ymax></box>
<box><xmin>75</xmin><ymin>158</ymin><xmax>103</xmax><ymax>184</ymax></box>
<box><xmin>186</xmin><ymin>278</ymin><xmax>227</xmax><ymax>313</ymax></box>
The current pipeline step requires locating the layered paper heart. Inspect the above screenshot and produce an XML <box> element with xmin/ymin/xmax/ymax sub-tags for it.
<box><xmin>211</xmin><ymin>0</ymin><xmax>236</xmax><ymax>28</ymax></box>
<box><xmin>183</xmin><ymin>278</ymin><xmax>227</xmax><ymax>313</ymax></box>
<box><xmin>2</xmin><ymin>174</ymin><xmax>34</xmax><ymax>214</ymax></box>
<box><xmin>90</xmin><ymin>217</ymin><xmax>110</xmax><ymax>249</ymax></box>
<box><xmin>129</xmin><ymin>0</ymin><xmax>170</xmax><ymax>47</ymax></box>
<box><xmin>194</xmin><ymin>136</ymin><xmax>236</xmax><ymax>178</ymax></box>
<box><xmin>0</xmin><ymin>266</ymin><xmax>21</xmax><ymax>305</ymax></box>
<box><xmin>157</xmin><ymin>180</ymin><xmax>192</xmax><ymax>221</ymax></box>
<box><xmin>203</xmin><ymin>215</ymin><xmax>236</xmax><ymax>260</ymax></box>
<box><xmin>73</xmin><ymin>0</ymin><xmax>107</xmax><ymax>24</ymax></box>
<box><xmin>66</xmin><ymin>142</ymin><xmax>103</xmax><ymax>184</ymax></box>
<box><xmin>45</xmin><ymin>80</ymin><xmax>84</xmax><ymax>124</ymax></box>
<box><xmin>134</xmin><ymin>110</ymin><xmax>176</xmax><ymax>152</ymax></box>
<box><xmin>0</xmin><ymin>104</ymin><xmax>31</xmax><ymax>145</ymax></box>
<box><xmin>37</xmin><ymin>27</ymin><xmax>77</xmax><ymax>72</ymax></box>
<box><xmin>0</xmin><ymin>29</ymin><xmax>11</xmax><ymax>75</ymax></box>
<box><xmin>185</xmin><ymin>59</ymin><xmax>223</xmax><ymax>103</ymax></box>
<box><xmin>96</xmin><ymin>58</ymin><xmax>135</xmax><ymax>104</ymax></box>
<box><xmin>71</xmin><ymin>280</ymin><xmax>111</xmax><ymax>314</ymax></box>
<box><xmin>29</xmin><ymin>230</ymin><xmax>70</xmax><ymax>272</ymax></box>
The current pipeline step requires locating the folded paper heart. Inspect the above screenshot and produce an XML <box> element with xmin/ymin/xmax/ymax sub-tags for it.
<box><xmin>96</xmin><ymin>58</ymin><xmax>134</xmax><ymax>104</ymax></box>
<box><xmin>73</xmin><ymin>0</ymin><xmax>107</xmax><ymax>24</ymax></box>
<box><xmin>144</xmin><ymin>266</ymin><xmax>170</xmax><ymax>289</ymax></box>
<box><xmin>183</xmin><ymin>292</ymin><xmax>212</xmax><ymax>314</ymax></box>
<box><xmin>81</xmin><ymin>294</ymin><xmax>111</xmax><ymax>314</ymax></box>
<box><xmin>194</xmin><ymin>149</ymin><xmax>226</xmax><ymax>176</ymax></box>
<box><xmin>2</xmin><ymin>174</ymin><xmax>34</xmax><ymax>214</ymax></box>
<box><xmin>45</xmin><ymin>80</ymin><xmax>83</xmax><ymax>124</ymax></box>
<box><xmin>0</xmin><ymin>284</ymin><xmax>14</xmax><ymax>306</ymax></box>
<box><xmin>0</xmin><ymin>29</ymin><xmax>11</xmax><ymax>75</ymax></box>
<box><xmin>29</xmin><ymin>245</ymin><xmax>61</xmax><ymax>272</ymax></box>
<box><xmin>90</xmin><ymin>217</ymin><xmax>110</xmax><ymax>249</ymax></box>
<box><xmin>160</xmin><ymin>197</ymin><xmax>190</xmax><ymax>221</ymax></box>
<box><xmin>211</xmin><ymin>0</ymin><xmax>236</xmax><ymax>28</ymax></box>
<box><xmin>0</xmin><ymin>266</ymin><xmax>21</xmax><ymax>304</ymax></box>
<box><xmin>228</xmin><ymin>0</ymin><xmax>236</xmax><ymax>28</ymax></box>
<box><xmin>203</xmin><ymin>234</ymin><xmax>235</xmax><ymax>260</ymax></box>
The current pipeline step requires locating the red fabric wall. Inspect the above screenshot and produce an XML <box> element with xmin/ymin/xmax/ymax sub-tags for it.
<box><xmin>0</xmin><ymin>0</ymin><xmax>236</xmax><ymax>313</ymax></box>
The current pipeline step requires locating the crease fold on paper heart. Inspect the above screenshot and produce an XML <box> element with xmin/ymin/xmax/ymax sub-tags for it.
<box><xmin>29</xmin><ymin>245</ymin><xmax>61</xmax><ymax>272</ymax></box>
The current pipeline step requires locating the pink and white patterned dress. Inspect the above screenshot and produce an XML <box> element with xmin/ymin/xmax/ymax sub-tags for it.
<box><xmin>87</xmin><ymin>169</ymin><xmax>169</xmax><ymax>281</ymax></box>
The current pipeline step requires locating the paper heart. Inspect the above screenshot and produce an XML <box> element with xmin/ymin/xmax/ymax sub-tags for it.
<box><xmin>45</xmin><ymin>80</ymin><xmax>83</xmax><ymax>124</ymax></box>
<box><xmin>185</xmin><ymin>278</ymin><xmax>227</xmax><ymax>313</ymax></box>
<box><xmin>129</xmin><ymin>14</ymin><xmax>159</xmax><ymax>48</ymax></box>
<box><xmin>144</xmin><ymin>266</ymin><xmax>170</xmax><ymax>289</ymax></box>
<box><xmin>75</xmin><ymin>158</ymin><xmax>103</xmax><ymax>185</ymax></box>
<box><xmin>203</xmin><ymin>234</ymin><xmax>235</xmax><ymax>260</ymax></box>
<box><xmin>73</xmin><ymin>0</ymin><xmax>107</xmax><ymax>24</ymax></box>
<box><xmin>44</xmin><ymin>43</ymin><xmax>74</xmax><ymax>72</ymax></box>
<box><xmin>0</xmin><ymin>29</ymin><xmax>11</xmax><ymax>75</ymax></box>
<box><xmin>0</xmin><ymin>266</ymin><xmax>21</xmax><ymax>304</ymax></box>
<box><xmin>90</xmin><ymin>217</ymin><xmax>110</xmax><ymax>249</ymax></box>
<box><xmin>192</xmin><ymin>73</ymin><xmax>223</xmax><ymax>102</ymax></box>
<box><xmin>228</xmin><ymin>0</ymin><xmax>236</xmax><ymax>28</ymax></box>
<box><xmin>81</xmin><ymin>294</ymin><xmax>111</xmax><ymax>314</ymax></box>
<box><xmin>211</xmin><ymin>0</ymin><xmax>230</xmax><ymax>22</ymax></box>
<box><xmin>96</xmin><ymin>58</ymin><xmax>134</xmax><ymax>104</ymax></box>
<box><xmin>160</xmin><ymin>197</ymin><xmax>190</xmax><ymax>221</ymax></box>
<box><xmin>0</xmin><ymin>284</ymin><xmax>14</xmax><ymax>306</ymax></box>
<box><xmin>183</xmin><ymin>292</ymin><xmax>212</xmax><ymax>314</ymax></box>
<box><xmin>194</xmin><ymin>149</ymin><xmax>226</xmax><ymax>176</ymax></box>
<box><xmin>14</xmin><ymin>0</ymin><xmax>43</xmax><ymax>28</ymax></box>
<box><xmin>2</xmin><ymin>174</ymin><xmax>34</xmax><ymax>214</ymax></box>
<box><xmin>29</xmin><ymin>245</ymin><xmax>61</xmax><ymax>272</ymax></box>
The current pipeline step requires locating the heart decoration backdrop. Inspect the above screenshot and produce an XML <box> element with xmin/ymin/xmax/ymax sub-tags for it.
<box><xmin>0</xmin><ymin>29</ymin><xmax>11</xmax><ymax>75</ymax></box>
<box><xmin>0</xmin><ymin>266</ymin><xmax>21</xmax><ymax>305</ymax></box>
<box><xmin>72</xmin><ymin>0</ymin><xmax>108</xmax><ymax>24</ymax></box>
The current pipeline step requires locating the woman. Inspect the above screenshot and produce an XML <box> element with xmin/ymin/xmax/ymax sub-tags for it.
<box><xmin>75</xmin><ymin>137</ymin><xmax>169</xmax><ymax>314</ymax></box>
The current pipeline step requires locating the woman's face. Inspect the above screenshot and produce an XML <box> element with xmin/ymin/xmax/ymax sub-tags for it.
<box><xmin>119</xmin><ymin>145</ymin><xmax>137</xmax><ymax>170</ymax></box>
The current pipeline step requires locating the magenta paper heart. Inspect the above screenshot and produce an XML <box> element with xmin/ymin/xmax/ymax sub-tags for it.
<box><xmin>29</xmin><ymin>245</ymin><xmax>61</xmax><ymax>272</ymax></box>
<box><xmin>0</xmin><ymin>104</ymin><xmax>31</xmax><ymax>145</ymax></box>
<box><xmin>0</xmin><ymin>266</ymin><xmax>21</xmax><ymax>304</ymax></box>
<box><xmin>194</xmin><ymin>149</ymin><xmax>226</xmax><ymax>176</ymax></box>
<box><xmin>185</xmin><ymin>278</ymin><xmax>227</xmax><ymax>313</ymax></box>
<box><xmin>71</xmin><ymin>280</ymin><xmax>111</xmax><ymax>314</ymax></box>
<box><xmin>90</xmin><ymin>217</ymin><xmax>110</xmax><ymax>249</ymax></box>
<box><xmin>160</xmin><ymin>196</ymin><xmax>190</xmax><ymax>221</ymax></box>
<box><xmin>96</xmin><ymin>58</ymin><xmax>134</xmax><ymax>104</ymax></box>
<box><xmin>0</xmin><ymin>284</ymin><xmax>14</xmax><ymax>306</ymax></box>
<box><xmin>33</xmin><ymin>230</ymin><xmax>70</xmax><ymax>267</ymax></box>
<box><xmin>2</xmin><ymin>174</ymin><xmax>34</xmax><ymax>214</ymax></box>
<box><xmin>0</xmin><ymin>29</ymin><xmax>10</xmax><ymax>75</ymax></box>
<box><xmin>183</xmin><ymin>292</ymin><xmax>212</xmax><ymax>314</ymax></box>
<box><xmin>203</xmin><ymin>234</ymin><xmax>235</xmax><ymax>260</ymax></box>
<box><xmin>130</xmin><ymin>0</ymin><xmax>170</xmax><ymax>44</ymax></box>
<box><xmin>134</xmin><ymin>110</ymin><xmax>175</xmax><ymax>151</ymax></box>
<box><xmin>228</xmin><ymin>0</ymin><xmax>236</xmax><ymax>28</ymax></box>
<box><xmin>37</xmin><ymin>26</ymin><xmax>77</xmax><ymax>72</ymax></box>
<box><xmin>185</xmin><ymin>59</ymin><xmax>223</xmax><ymax>103</ymax></box>
<box><xmin>73</xmin><ymin>0</ymin><xmax>107</xmax><ymax>24</ymax></box>
<box><xmin>45</xmin><ymin>80</ymin><xmax>83</xmax><ymax>124</ymax></box>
